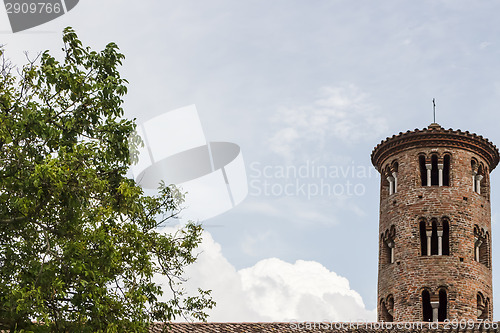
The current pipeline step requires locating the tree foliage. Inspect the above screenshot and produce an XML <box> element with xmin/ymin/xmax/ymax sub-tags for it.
<box><xmin>0</xmin><ymin>28</ymin><xmax>214</xmax><ymax>332</ymax></box>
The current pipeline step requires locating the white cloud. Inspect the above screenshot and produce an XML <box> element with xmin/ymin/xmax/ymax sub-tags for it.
<box><xmin>156</xmin><ymin>227</ymin><xmax>263</xmax><ymax>322</ymax></box>
<box><xmin>268</xmin><ymin>84</ymin><xmax>388</xmax><ymax>161</ymax></box>
<box><xmin>156</xmin><ymin>228</ymin><xmax>375</xmax><ymax>322</ymax></box>
<box><xmin>239</xmin><ymin>258</ymin><xmax>376</xmax><ymax>322</ymax></box>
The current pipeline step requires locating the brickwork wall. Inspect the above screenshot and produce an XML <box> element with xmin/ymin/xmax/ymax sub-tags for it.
<box><xmin>372</xmin><ymin>126</ymin><xmax>498</xmax><ymax>322</ymax></box>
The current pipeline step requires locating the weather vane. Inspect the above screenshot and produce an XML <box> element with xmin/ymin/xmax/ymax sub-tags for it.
<box><xmin>433</xmin><ymin>98</ymin><xmax>436</xmax><ymax>123</ymax></box>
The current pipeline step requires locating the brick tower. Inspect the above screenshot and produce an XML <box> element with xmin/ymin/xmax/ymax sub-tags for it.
<box><xmin>371</xmin><ymin>123</ymin><xmax>499</xmax><ymax>322</ymax></box>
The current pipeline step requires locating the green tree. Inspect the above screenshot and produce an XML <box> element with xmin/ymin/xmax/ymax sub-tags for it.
<box><xmin>0</xmin><ymin>28</ymin><xmax>214</xmax><ymax>332</ymax></box>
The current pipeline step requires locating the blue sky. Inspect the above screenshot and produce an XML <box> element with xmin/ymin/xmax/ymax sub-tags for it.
<box><xmin>2</xmin><ymin>0</ymin><xmax>500</xmax><ymax>321</ymax></box>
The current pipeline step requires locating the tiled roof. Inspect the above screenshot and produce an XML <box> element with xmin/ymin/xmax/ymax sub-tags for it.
<box><xmin>152</xmin><ymin>322</ymin><xmax>500</xmax><ymax>333</ymax></box>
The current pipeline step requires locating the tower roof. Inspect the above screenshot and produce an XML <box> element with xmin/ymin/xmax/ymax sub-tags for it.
<box><xmin>371</xmin><ymin>123</ymin><xmax>500</xmax><ymax>171</ymax></box>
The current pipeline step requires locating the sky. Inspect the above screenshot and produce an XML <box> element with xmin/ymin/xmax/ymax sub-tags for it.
<box><xmin>2</xmin><ymin>0</ymin><xmax>500</xmax><ymax>322</ymax></box>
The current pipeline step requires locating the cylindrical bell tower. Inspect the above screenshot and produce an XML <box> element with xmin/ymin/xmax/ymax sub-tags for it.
<box><xmin>371</xmin><ymin>123</ymin><xmax>499</xmax><ymax>322</ymax></box>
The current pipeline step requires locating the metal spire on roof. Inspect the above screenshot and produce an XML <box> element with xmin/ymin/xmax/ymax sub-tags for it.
<box><xmin>433</xmin><ymin>98</ymin><xmax>436</xmax><ymax>123</ymax></box>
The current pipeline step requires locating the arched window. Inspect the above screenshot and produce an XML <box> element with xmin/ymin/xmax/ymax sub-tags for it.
<box><xmin>477</xmin><ymin>292</ymin><xmax>489</xmax><ymax>320</ymax></box>
<box><xmin>420</xmin><ymin>154</ymin><xmax>449</xmax><ymax>187</ymax></box>
<box><xmin>477</xmin><ymin>164</ymin><xmax>485</xmax><ymax>195</ymax></box>
<box><xmin>474</xmin><ymin>226</ymin><xmax>481</xmax><ymax>262</ymax></box>
<box><xmin>382</xmin><ymin>226</ymin><xmax>396</xmax><ymax>264</ymax></box>
<box><xmin>442</xmin><ymin>219</ymin><xmax>450</xmax><ymax>256</ymax></box>
<box><xmin>384</xmin><ymin>166</ymin><xmax>395</xmax><ymax>195</ymax></box>
<box><xmin>380</xmin><ymin>299</ymin><xmax>388</xmax><ymax>321</ymax></box>
<box><xmin>479</xmin><ymin>232</ymin><xmax>490</xmax><ymax>268</ymax></box>
<box><xmin>380</xmin><ymin>297</ymin><xmax>394</xmax><ymax>322</ymax></box>
<box><xmin>474</xmin><ymin>226</ymin><xmax>490</xmax><ymax>267</ymax></box>
<box><xmin>430</xmin><ymin>155</ymin><xmax>439</xmax><ymax>185</ymax></box>
<box><xmin>443</xmin><ymin>155</ymin><xmax>450</xmax><ymax>186</ymax></box>
<box><xmin>419</xmin><ymin>155</ymin><xmax>427</xmax><ymax>186</ymax></box>
<box><xmin>472</xmin><ymin>159</ymin><xmax>479</xmax><ymax>193</ymax></box>
<box><xmin>438</xmin><ymin>289</ymin><xmax>447</xmax><ymax>321</ymax></box>
<box><xmin>422</xmin><ymin>290</ymin><xmax>432</xmax><ymax>322</ymax></box>
<box><xmin>386</xmin><ymin>295</ymin><xmax>394</xmax><ymax>322</ymax></box>
<box><xmin>420</xmin><ymin>220</ymin><xmax>427</xmax><ymax>256</ymax></box>
<box><xmin>422</xmin><ymin>289</ymin><xmax>447</xmax><ymax>322</ymax></box>
<box><xmin>431</xmin><ymin>219</ymin><xmax>438</xmax><ymax>255</ymax></box>
<box><xmin>391</xmin><ymin>161</ymin><xmax>398</xmax><ymax>194</ymax></box>
<box><xmin>482</xmin><ymin>166</ymin><xmax>490</xmax><ymax>197</ymax></box>
<box><xmin>382</xmin><ymin>238</ymin><xmax>392</xmax><ymax>264</ymax></box>
<box><xmin>420</xmin><ymin>217</ymin><xmax>450</xmax><ymax>256</ymax></box>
